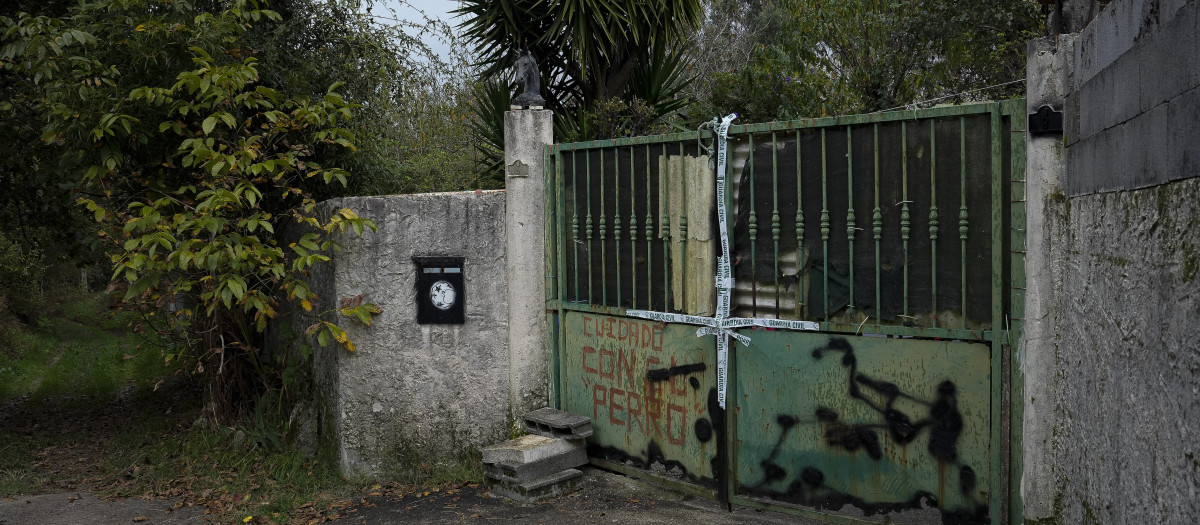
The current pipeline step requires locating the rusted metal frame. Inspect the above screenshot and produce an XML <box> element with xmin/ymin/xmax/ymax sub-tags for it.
<box><xmin>727</xmin><ymin>102</ymin><xmax>996</xmax><ymax>134</ymax></box>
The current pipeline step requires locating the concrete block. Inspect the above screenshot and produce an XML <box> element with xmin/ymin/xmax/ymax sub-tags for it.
<box><xmin>1167</xmin><ymin>85</ymin><xmax>1200</xmax><ymax>182</ymax></box>
<box><xmin>1137</xmin><ymin>7</ymin><xmax>1197</xmax><ymax>112</ymax></box>
<box><xmin>486</xmin><ymin>468</ymin><xmax>584</xmax><ymax>503</ymax></box>
<box><xmin>484</xmin><ymin>445</ymin><xmax>586</xmax><ymax>484</ymax></box>
<box><xmin>523</xmin><ymin>407</ymin><xmax>594</xmax><ymax>438</ymax></box>
<box><xmin>1127</xmin><ymin>102</ymin><xmax>1171</xmax><ymax>188</ymax></box>
<box><xmin>1077</xmin><ymin>64</ymin><xmax>1113</xmax><ymax>140</ymax></box>
<box><xmin>481</xmin><ymin>434</ymin><xmax>581</xmax><ymax>466</ymax></box>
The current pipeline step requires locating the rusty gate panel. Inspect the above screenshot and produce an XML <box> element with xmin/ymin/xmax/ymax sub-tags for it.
<box><xmin>561</xmin><ymin>311</ymin><xmax>719</xmax><ymax>487</ymax></box>
<box><xmin>733</xmin><ymin>330</ymin><xmax>992</xmax><ymax>523</ymax></box>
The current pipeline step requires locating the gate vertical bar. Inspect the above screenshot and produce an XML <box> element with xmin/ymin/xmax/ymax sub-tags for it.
<box><xmin>553</xmin><ymin>147</ymin><xmax>567</xmax><ymax>408</ymax></box>
<box><xmin>771</xmin><ymin>132</ymin><xmax>781</xmax><ymax>317</ymax></box>
<box><xmin>661</xmin><ymin>143</ymin><xmax>670</xmax><ymax>309</ymax></box>
<box><xmin>646</xmin><ymin>146</ymin><xmax>654</xmax><ymax>309</ymax></box>
<box><xmin>630</xmin><ymin>146</ymin><xmax>638</xmax><ymax>309</ymax></box>
<box><xmin>749</xmin><ymin>134</ymin><xmax>759</xmax><ymax>316</ymax></box>
<box><xmin>795</xmin><ymin>130</ymin><xmax>805</xmax><ymax>319</ymax></box>
<box><xmin>1006</xmin><ymin>99</ymin><xmax>1028</xmax><ymax>525</ymax></box>
<box><xmin>929</xmin><ymin>120</ymin><xmax>939</xmax><ymax>324</ymax></box>
<box><xmin>820</xmin><ymin>129</ymin><xmax>830</xmax><ymax>318</ymax></box>
<box><xmin>960</xmin><ymin>118</ymin><xmax>969</xmax><ymax>329</ymax></box>
<box><xmin>585</xmin><ymin>150</ymin><xmax>594</xmax><ymax>303</ymax></box>
<box><xmin>989</xmin><ymin>103</ymin><xmax>1005</xmax><ymax>525</ymax></box>
<box><xmin>572</xmin><ymin>152</ymin><xmax>580</xmax><ymax>302</ymax></box>
<box><xmin>600</xmin><ymin>150</ymin><xmax>608</xmax><ymax>305</ymax></box>
<box><xmin>901</xmin><ymin>122</ymin><xmax>911</xmax><ymax>319</ymax></box>
<box><xmin>873</xmin><ymin>124</ymin><xmax>882</xmax><ymax>328</ymax></box>
<box><xmin>846</xmin><ymin>125</ymin><xmax>856</xmax><ymax>313</ymax></box>
<box><xmin>614</xmin><ymin>146</ymin><xmax>622</xmax><ymax>306</ymax></box>
<box><xmin>680</xmin><ymin>144</ymin><xmax>689</xmax><ymax>310</ymax></box>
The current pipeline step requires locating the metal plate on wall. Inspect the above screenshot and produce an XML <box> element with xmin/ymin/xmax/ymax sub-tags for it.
<box><xmin>561</xmin><ymin>311</ymin><xmax>719</xmax><ymax>487</ymax></box>
<box><xmin>733</xmin><ymin>330</ymin><xmax>992</xmax><ymax>523</ymax></box>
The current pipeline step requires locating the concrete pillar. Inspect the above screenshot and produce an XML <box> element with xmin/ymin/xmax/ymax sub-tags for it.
<box><xmin>503</xmin><ymin>109</ymin><xmax>554</xmax><ymax>421</ymax></box>
<box><xmin>1021</xmin><ymin>33</ymin><xmax>1075</xmax><ymax>522</ymax></box>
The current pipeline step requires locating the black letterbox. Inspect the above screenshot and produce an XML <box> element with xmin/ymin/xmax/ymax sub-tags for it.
<box><xmin>414</xmin><ymin>257</ymin><xmax>465</xmax><ymax>324</ymax></box>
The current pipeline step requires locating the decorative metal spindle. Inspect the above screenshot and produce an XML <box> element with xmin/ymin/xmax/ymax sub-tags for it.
<box><xmin>661</xmin><ymin>143</ymin><xmax>670</xmax><ymax>310</ymax></box>
<box><xmin>629</xmin><ymin>146</ymin><xmax>638</xmax><ymax>309</ymax></box>
<box><xmin>585</xmin><ymin>150</ymin><xmax>594</xmax><ymax>303</ymax></box>
<box><xmin>571</xmin><ymin>152</ymin><xmax>580</xmax><ymax>302</ymax></box>
<box><xmin>959</xmin><ymin>117</ymin><xmax>969</xmax><ymax>329</ymax></box>
<box><xmin>646</xmin><ymin>145</ymin><xmax>654</xmax><ymax>310</ymax></box>
<box><xmin>771</xmin><ymin>132</ymin><xmax>781</xmax><ymax>318</ymax></box>
<box><xmin>873</xmin><ymin>124</ymin><xmax>882</xmax><ymax>328</ymax></box>
<box><xmin>614</xmin><ymin>147</ymin><xmax>623</xmax><ymax>306</ymax></box>
<box><xmin>846</xmin><ymin>125</ymin><xmax>856</xmax><ymax>311</ymax></box>
<box><xmin>901</xmin><ymin>122</ymin><xmax>910</xmax><ymax>318</ymax></box>
<box><xmin>599</xmin><ymin>149</ymin><xmax>607</xmax><ymax>306</ymax></box>
<box><xmin>796</xmin><ymin>130</ymin><xmax>805</xmax><ymax>319</ymax></box>
<box><xmin>929</xmin><ymin>120</ymin><xmax>939</xmax><ymax>325</ymax></box>
<box><xmin>678</xmin><ymin>146</ymin><xmax>688</xmax><ymax>311</ymax></box>
<box><xmin>820</xmin><ymin>129</ymin><xmax>830</xmax><ymax>319</ymax></box>
<box><xmin>748</xmin><ymin>134</ymin><xmax>758</xmax><ymax>317</ymax></box>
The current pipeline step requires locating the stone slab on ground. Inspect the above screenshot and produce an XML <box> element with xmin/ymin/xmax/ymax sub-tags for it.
<box><xmin>484</xmin><ymin>444</ymin><xmax>586</xmax><ymax>483</ymax></box>
<box><xmin>481</xmin><ymin>434</ymin><xmax>580</xmax><ymax>466</ymax></box>
<box><xmin>485</xmin><ymin>468</ymin><xmax>584</xmax><ymax>503</ymax></box>
<box><xmin>0</xmin><ymin>493</ymin><xmax>204</xmax><ymax>525</ymax></box>
<box><xmin>523</xmin><ymin>407</ymin><xmax>593</xmax><ymax>439</ymax></box>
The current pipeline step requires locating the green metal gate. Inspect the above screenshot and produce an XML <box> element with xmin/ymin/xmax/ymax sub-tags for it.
<box><xmin>544</xmin><ymin>101</ymin><xmax>1027</xmax><ymax>524</ymax></box>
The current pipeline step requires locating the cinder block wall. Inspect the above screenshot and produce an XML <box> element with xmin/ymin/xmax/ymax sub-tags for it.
<box><xmin>1023</xmin><ymin>1</ymin><xmax>1200</xmax><ymax>523</ymax></box>
<box><xmin>310</xmin><ymin>191</ymin><xmax>512</xmax><ymax>477</ymax></box>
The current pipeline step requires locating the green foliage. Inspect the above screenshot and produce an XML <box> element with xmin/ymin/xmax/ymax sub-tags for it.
<box><xmin>0</xmin><ymin>232</ymin><xmax>45</xmax><ymax>322</ymax></box>
<box><xmin>458</xmin><ymin>0</ymin><xmax>701</xmax><ymax>148</ymax></box>
<box><xmin>691</xmin><ymin>0</ymin><xmax>1042</xmax><ymax>121</ymax></box>
<box><xmin>1</xmin><ymin>0</ymin><xmax>383</xmax><ymax>422</ymax></box>
<box><xmin>0</xmin><ymin>293</ymin><xmax>171</xmax><ymax>401</ymax></box>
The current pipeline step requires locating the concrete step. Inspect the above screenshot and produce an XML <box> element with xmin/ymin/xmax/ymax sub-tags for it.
<box><xmin>486</xmin><ymin>468</ymin><xmax>584</xmax><ymax>503</ymax></box>
<box><xmin>481</xmin><ymin>434</ymin><xmax>581</xmax><ymax>466</ymax></box>
<box><xmin>484</xmin><ymin>443</ymin><xmax>586</xmax><ymax>484</ymax></box>
<box><xmin>523</xmin><ymin>407</ymin><xmax>593</xmax><ymax>439</ymax></box>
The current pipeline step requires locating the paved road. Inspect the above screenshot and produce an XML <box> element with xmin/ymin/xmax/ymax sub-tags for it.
<box><xmin>1</xmin><ymin>467</ymin><xmax>830</xmax><ymax>524</ymax></box>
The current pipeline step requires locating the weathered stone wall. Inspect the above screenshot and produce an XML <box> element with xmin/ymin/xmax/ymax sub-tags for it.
<box><xmin>312</xmin><ymin>191</ymin><xmax>511</xmax><ymax>477</ymax></box>
<box><xmin>1023</xmin><ymin>1</ymin><xmax>1200</xmax><ymax>522</ymax></box>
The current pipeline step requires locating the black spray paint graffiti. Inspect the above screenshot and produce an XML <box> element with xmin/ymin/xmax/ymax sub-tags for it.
<box><xmin>589</xmin><ymin>387</ymin><xmax>726</xmax><ymax>499</ymax></box>
<box><xmin>743</xmin><ymin>337</ymin><xmax>987</xmax><ymax>525</ymax></box>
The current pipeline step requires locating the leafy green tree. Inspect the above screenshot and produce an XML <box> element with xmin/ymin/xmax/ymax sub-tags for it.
<box><xmin>1</xmin><ymin>0</ymin><xmax>384</xmax><ymax>421</ymax></box>
<box><xmin>693</xmin><ymin>0</ymin><xmax>1042</xmax><ymax>121</ymax></box>
<box><xmin>458</xmin><ymin>0</ymin><xmax>702</xmax><ymax>177</ymax></box>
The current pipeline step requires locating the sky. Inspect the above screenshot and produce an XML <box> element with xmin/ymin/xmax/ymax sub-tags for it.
<box><xmin>372</xmin><ymin>0</ymin><xmax>462</xmax><ymax>61</ymax></box>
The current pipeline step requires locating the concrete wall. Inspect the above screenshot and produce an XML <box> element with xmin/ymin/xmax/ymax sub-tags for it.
<box><xmin>311</xmin><ymin>191</ymin><xmax>512</xmax><ymax>477</ymax></box>
<box><xmin>1023</xmin><ymin>1</ymin><xmax>1200</xmax><ymax>522</ymax></box>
